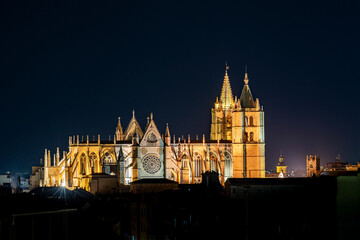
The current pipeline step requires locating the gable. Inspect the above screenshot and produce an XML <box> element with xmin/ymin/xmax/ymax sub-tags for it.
<box><xmin>124</xmin><ymin>118</ymin><xmax>144</xmax><ymax>140</ymax></box>
<box><xmin>140</xmin><ymin>119</ymin><xmax>163</xmax><ymax>147</ymax></box>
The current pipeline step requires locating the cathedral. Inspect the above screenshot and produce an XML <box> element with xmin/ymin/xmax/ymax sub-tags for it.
<box><xmin>30</xmin><ymin>66</ymin><xmax>265</xmax><ymax>191</ymax></box>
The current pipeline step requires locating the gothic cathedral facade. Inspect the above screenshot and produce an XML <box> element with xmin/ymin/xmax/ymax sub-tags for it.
<box><xmin>31</xmin><ymin>66</ymin><xmax>265</xmax><ymax>190</ymax></box>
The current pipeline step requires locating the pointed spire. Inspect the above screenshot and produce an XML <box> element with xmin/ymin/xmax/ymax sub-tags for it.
<box><xmin>219</xmin><ymin>63</ymin><xmax>235</xmax><ymax>109</ymax></box>
<box><xmin>165</xmin><ymin>123</ymin><xmax>170</xmax><ymax>137</ymax></box>
<box><xmin>116</xmin><ymin>117</ymin><xmax>124</xmax><ymax>141</ymax></box>
<box><xmin>150</xmin><ymin>112</ymin><xmax>153</xmax><ymax>120</ymax></box>
<box><xmin>225</xmin><ymin>61</ymin><xmax>229</xmax><ymax>76</ymax></box>
<box><xmin>56</xmin><ymin>147</ymin><xmax>60</xmax><ymax>165</ymax></box>
<box><xmin>239</xmin><ymin>67</ymin><xmax>256</xmax><ymax>108</ymax></box>
<box><xmin>44</xmin><ymin>149</ymin><xmax>48</xmax><ymax>167</ymax></box>
<box><xmin>48</xmin><ymin>150</ymin><xmax>51</xmax><ymax>166</ymax></box>
<box><xmin>132</xmin><ymin>109</ymin><xmax>135</xmax><ymax>118</ymax></box>
<box><xmin>117</xmin><ymin>117</ymin><xmax>123</xmax><ymax>132</ymax></box>
<box><xmin>255</xmin><ymin>98</ymin><xmax>260</xmax><ymax>110</ymax></box>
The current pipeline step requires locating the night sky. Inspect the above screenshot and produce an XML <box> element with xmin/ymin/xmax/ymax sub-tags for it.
<box><xmin>1</xmin><ymin>0</ymin><xmax>359</xmax><ymax>173</ymax></box>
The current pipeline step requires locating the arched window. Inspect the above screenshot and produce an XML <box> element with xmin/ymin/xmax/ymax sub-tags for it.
<box><xmin>181</xmin><ymin>155</ymin><xmax>189</xmax><ymax>169</ymax></box>
<box><xmin>249</xmin><ymin>116</ymin><xmax>254</xmax><ymax>126</ymax></box>
<box><xmin>89</xmin><ymin>152</ymin><xmax>98</xmax><ymax>173</ymax></box>
<box><xmin>103</xmin><ymin>152</ymin><xmax>114</xmax><ymax>165</ymax></box>
<box><xmin>224</xmin><ymin>152</ymin><xmax>232</xmax><ymax>178</ymax></box>
<box><xmin>80</xmin><ymin>154</ymin><xmax>86</xmax><ymax>175</ymax></box>
<box><xmin>244</xmin><ymin>116</ymin><xmax>248</xmax><ymax>126</ymax></box>
<box><xmin>250</xmin><ymin>132</ymin><xmax>254</xmax><ymax>142</ymax></box>
<box><xmin>210</xmin><ymin>152</ymin><xmax>218</xmax><ymax>172</ymax></box>
<box><xmin>243</xmin><ymin>132</ymin><xmax>248</xmax><ymax>142</ymax></box>
<box><xmin>194</xmin><ymin>154</ymin><xmax>202</xmax><ymax>178</ymax></box>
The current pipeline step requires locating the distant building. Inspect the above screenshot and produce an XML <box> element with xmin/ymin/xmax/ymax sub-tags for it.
<box><xmin>309</xmin><ymin>154</ymin><xmax>360</xmax><ymax>177</ymax></box>
<box><xmin>276</xmin><ymin>153</ymin><xmax>287</xmax><ymax>177</ymax></box>
<box><xmin>19</xmin><ymin>176</ymin><xmax>30</xmax><ymax>192</ymax></box>
<box><xmin>30</xmin><ymin>165</ymin><xmax>44</xmax><ymax>190</ymax></box>
<box><xmin>0</xmin><ymin>173</ymin><xmax>19</xmax><ymax>193</ymax></box>
<box><xmin>306</xmin><ymin>155</ymin><xmax>320</xmax><ymax>177</ymax></box>
<box><xmin>325</xmin><ymin>154</ymin><xmax>350</xmax><ymax>171</ymax></box>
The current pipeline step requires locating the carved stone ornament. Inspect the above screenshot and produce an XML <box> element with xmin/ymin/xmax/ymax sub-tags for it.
<box><xmin>142</xmin><ymin>154</ymin><xmax>161</xmax><ymax>174</ymax></box>
<box><xmin>147</xmin><ymin>132</ymin><xmax>157</xmax><ymax>143</ymax></box>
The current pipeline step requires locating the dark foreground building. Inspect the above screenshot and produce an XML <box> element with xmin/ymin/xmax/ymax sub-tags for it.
<box><xmin>1</xmin><ymin>172</ymin><xmax>359</xmax><ymax>240</ymax></box>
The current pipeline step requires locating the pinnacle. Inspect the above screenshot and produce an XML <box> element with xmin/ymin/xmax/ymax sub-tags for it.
<box><xmin>219</xmin><ymin>65</ymin><xmax>234</xmax><ymax>109</ymax></box>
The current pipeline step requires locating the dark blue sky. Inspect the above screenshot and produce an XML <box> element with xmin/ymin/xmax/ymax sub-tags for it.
<box><xmin>1</xmin><ymin>0</ymin><xmax>359</xmax><ymax>173</ymax></box>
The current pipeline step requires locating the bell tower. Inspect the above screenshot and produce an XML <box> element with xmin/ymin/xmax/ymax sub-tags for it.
<box><xmin>231</xmin><ymin>69</ymin><xmax>265</xmax><ymax>178</ymax></box>
<box><xmin>210</xmin><ymin>64</ymin><xmax>236</xmax><ymax>141</ymax></box>
<box><xmin>307</xmin><ymin>155</ymin><xmax>320</xmax><ymax>177</ymax></box>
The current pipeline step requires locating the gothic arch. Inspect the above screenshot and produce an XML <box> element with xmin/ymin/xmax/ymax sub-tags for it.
<box><xmin>100</xmin><ymin>149</ymin><xmax>116</xmax><ymax>165</ymax></box>
<box><xmin>209</xmin><ymin>151</ymin><xmax>219</xmax><ymax>173</ymax></box>
<box><xmin>80</xmin><ymin>153</ymin><xmax>86</xmax><ymax>175</ymax></box>
<box><xmin>181</xmin><ymin>154</ymin><xmax>190</xmax><ymax>169</ymax></box>
<box><xmin>224</xmin><ymin>150</ymin><xmax>232</xmax><ymax>179</ymax></box>
<box><xmin>244</xmin><ymin>132</ymin><xmax>248</xmax><ymax>142</ymax></box>
<box><xmin>249</xmin><ymin>116</ymin><xmax>254</xmax><ymax>126</ymax></box>
<box><xmin>89</xmin><ymin>152</ymin><xmax>98</xmax><ymax>173</ymax></box>
<box><xmin>250</xmin><ymin>132</ymin><xmax>254</xmax><ymax>142</ymax></box>
<box><xmin>194</xmin><ymin>153</ymin><xmax>202</xmax><ymax>178</ymax></box>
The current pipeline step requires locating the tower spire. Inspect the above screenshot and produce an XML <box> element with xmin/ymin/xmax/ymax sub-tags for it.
<box><xmin>239</xmin><ymin>66</ymin><xmax>255</xmax><ymax>108</ymax></box>
<box><xmin>244</xmin><ymin>64</ymin><xmax>249</xmax><ymax>85</ymax></box>
<box><xmin>219</xmin><ymin>63</ymin><xmax>234</xmax><ymax>109</ymax></box>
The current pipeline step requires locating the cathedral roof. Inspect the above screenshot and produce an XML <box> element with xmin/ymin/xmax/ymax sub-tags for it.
<box><xmin>219</xmin><ymin>65</ymin><xmax>234</xmax><ymax>109</ymax></box>
<box><xmin>124</xmin><ymin>110</ymin><xmax>144</xmax><ymax>140</ymax></box>
<box><xmin>239</xmin><ymin>73</ymin><xmax>256</xmax><ymax>108</ymax></box>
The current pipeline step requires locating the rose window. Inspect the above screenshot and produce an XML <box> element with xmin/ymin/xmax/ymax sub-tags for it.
<box><xmin>142</xmin><ymin>154</ymin><xmax>161</xmax><ymax>174</ymax></box>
